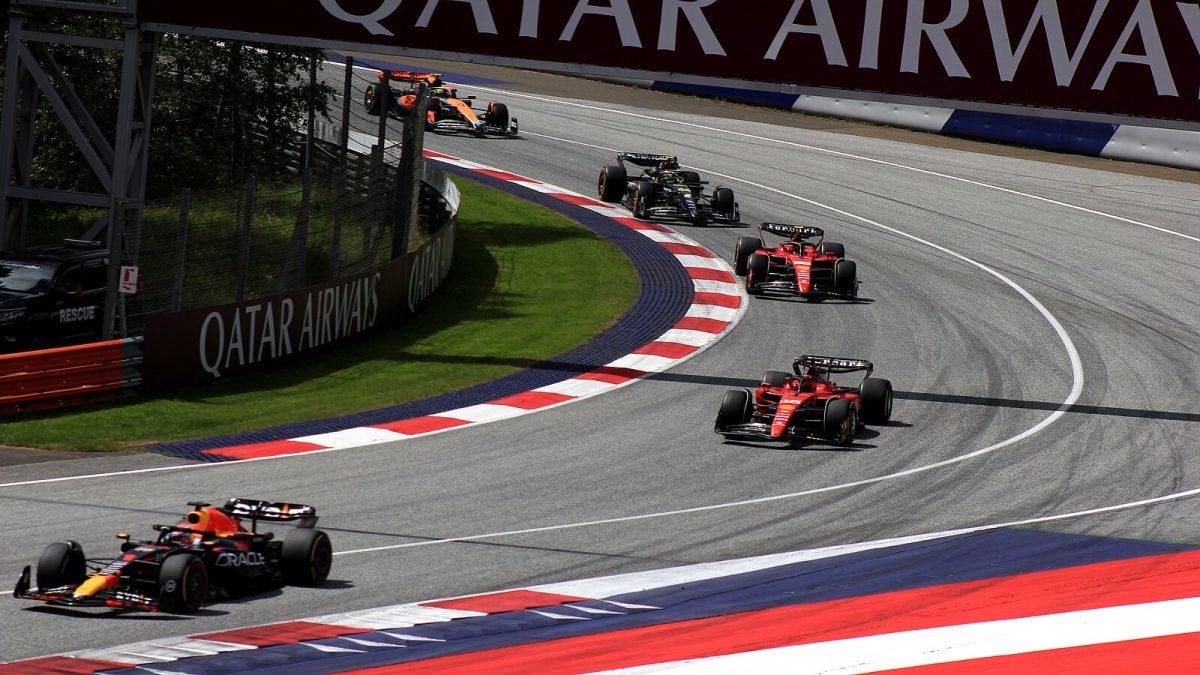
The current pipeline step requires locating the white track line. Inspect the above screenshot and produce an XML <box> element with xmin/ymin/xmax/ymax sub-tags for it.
<box><xmin>463</xmin><ymin>85</ymin><xmax>1200</xmax><ymax>245</ymax></box>
<box><xmin>323</xmin><ymin>127</ymin><xmax>1096</xmax><ymax>556</ymax></box>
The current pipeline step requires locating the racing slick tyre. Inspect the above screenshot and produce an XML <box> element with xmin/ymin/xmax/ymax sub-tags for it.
<box><xmin>598</xmin><ymin>165</ymin><xmax>627</xmax><ymax>202</ymax></box>
<box><xmin>713</xmin><ymin>187</ymin><xmax>736</xmax><ymax>219</ymax></box>
<box><xmin>486</xmin><ymin>102</ymin><xmax>510</xmax><ymax>129</ymax></box>
<box><xmin>823</xmin><ymin>398</ymin><xmax>858</xmax><ymax>446</ymax></box>
<box><xmin>158</xmin><ymin>554</ymin><xmax>208</xmax><ymax>613</ymax></box>
<box><xmin>819</xmin><ymin>242</ymin><xmax>845</xmax><ymax>258</ymax></box>
<box><xmin>633</xmin><ymin>182</ymin><xmax>657</xmax><ymax>219</ymax></box>
<box><xmin>761</xmin><ymin>370</ymin><xmax>790</xmax><ymax>388</ymax></box>
<box><xmin>746</xmin><ymin>253</ymin><xmax>769</xmax><ymax>294</ymax></box>
<box><xmin>734</xmin><ymin>236</ymin><xmax>760</xmax><ymax>275</ymax></box>
<box><xmin>680</xmin><ymin>170</ymin><xmax>702</xmax><ymax>186</ymax></box>
<box><xmin>364</xmin><ymin>84</ymin><xmax>382</xmax><ymax>116</ymax></box>
<box><xmin>282</xmin><ymin>528</ymin><xmax>333</xmax><ymax>586</ymax></box>
<box><xmin>834</xmin><ymin>259</ymin><xmax>857</xmax><ymax>296</ymax></box>
<box><xmin>37</xmin><ymin>541</ymin><xmax>86</xmax><ymax>589</ymax></box>
<box><xmin>715</xmin><ymin>389</ymin><xmax>750</xmax><ymax>432</ymax></box>
<box><xmin>861</xmin><ymin>377</ymin><xmax>894</xmax><ymax>425</ymax></box>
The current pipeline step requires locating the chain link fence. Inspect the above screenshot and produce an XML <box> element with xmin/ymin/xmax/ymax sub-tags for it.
<box><xmin>127</xmin><ymin>58</ymin><xmax>445</xmax><ymax>332</ymax></box>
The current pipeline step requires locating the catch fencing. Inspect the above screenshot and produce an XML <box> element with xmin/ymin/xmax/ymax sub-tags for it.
<box><xmin>127</xmin><ymin>60</ymin><xmax>438</xmax><ymax>334</ymax></box>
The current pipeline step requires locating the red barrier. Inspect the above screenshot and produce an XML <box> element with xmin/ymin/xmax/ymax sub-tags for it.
<box><xmin>0</xmin><ymin>339</ymin><xmax>143</xmax><ymax>415</ymax></box>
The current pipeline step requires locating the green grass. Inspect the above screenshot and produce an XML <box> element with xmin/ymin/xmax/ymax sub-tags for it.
<box><xmin>0</xmin><ymin>178</ymin><xmax>640</xmax><ymax>451</ymax></box>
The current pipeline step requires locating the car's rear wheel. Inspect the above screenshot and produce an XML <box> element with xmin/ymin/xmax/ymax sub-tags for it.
<box><xmin>734</xmin><ymin>236</ymin><xmax>760</xmax><ymax>275</ymax></box>
<box><xmin>823</xmin><ymin>398</ymin><xmax>857</xmax><ymax>446</ymax></box>
<box><xmin>761</xmin><ymin>370</ymin><xmax>790</xmax><ymax>388</ymax></box>
<box><xmin>598</xmin><ymin>165</ymin><xmax>627</xmax><ymax>202</ymax></box>
<box><xmin>633</xmin><ymin>181</ymin><xmax>657</xmax><ymax>219</ymax></box>
<box><xmin>282</xmin><ymin>528</ymin><xmax>333</xmax><ymax>586</ymax></box>
<box><xmin>158</xmin><ymin>554</ymin><xmax>207</xmax><ymax>613</ymax></box>
<box><xmin>861</xmin><ymin>378</ymin><xmax>893</xmax><ymax>424</ymax></box>
<box><xmin>819</xmin><ymin>242</ymin><xmax>845</xmax><ymax>258</ymax></box>
<box><xmin>487</xmin><ymin>101</ymin><xmax>509</xmax><ymax>128</ymax></box>
<box><xmin>746</xmin><ymin>253</ymin><xmax>769</xmax><ymax>294</ymax></box>
<box><xmin>834</xmin><ymin>259</ymin><xmax>857</xmax><ymax>295</ymax></box>
<box><xmin>364</xmin><ymin>84</ymin><xmax>381</xmax><ymax>116</ymax></box>
<box><xmin>37</xmin><ymin>541</ymin><xmax>86</xmax><ymax>590</ymax></box>
<box><xmin>715</xmin><ymin>389</ymin><xmax>750</xmax><ymax>432</ymax></box>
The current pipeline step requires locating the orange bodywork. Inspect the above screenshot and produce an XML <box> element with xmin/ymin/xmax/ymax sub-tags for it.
<box><xmin>177</xmin><ymin>507</ymin><xmax>247</xmax><ymax>537</ymax></box>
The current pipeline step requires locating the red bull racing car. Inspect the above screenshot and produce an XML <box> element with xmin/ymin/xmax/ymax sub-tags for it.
<box><xmin>13</xmin><ymin>498</ymin><xmax>332</xmax><ymax>613</ymax></box>
<box><xmin>715</xmin><ymin>356</ymin><xmax>893</xmax><ymax>445</ymax></box>
<box><xmin>597</xmin><ymin>152</ymin><xmax>738</xmax><ymax>226</ymax></box>
<box><xmin>735</xmin><ymin>224</ymin><xmax>858</xmax><ymax>299</ymax></box>
<box><xmin>365</xmin><ymin>70</ymin><xmax>518</xmax><ymax>136</ymax></box>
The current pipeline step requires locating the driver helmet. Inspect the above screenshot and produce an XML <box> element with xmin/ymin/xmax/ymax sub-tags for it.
<box><xmin>781</xmin><ymin>242</ymin><xmax>801</xmax><ymax>254</ymax></box>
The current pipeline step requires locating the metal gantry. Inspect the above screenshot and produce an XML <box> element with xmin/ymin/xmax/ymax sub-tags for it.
<box><xmin>0</xmin><ymin>0</ymin><xmax>158</xmax><ymax>338</ymax></box>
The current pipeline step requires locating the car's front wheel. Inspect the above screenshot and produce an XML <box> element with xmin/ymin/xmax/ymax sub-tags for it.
<box><xmin>37</xmin><ymin>541</ymin><xmax>86</xmax><ymax>590</ymax></box>
<box><xmin>734</xmin><ymin>236</ymin><xmax>760</xmax><ymax>275</ymax></box>
<box><xmin>158</xmin><ymin>554</ymin><xmax>208</xmax><ymax>613</ymax></box>
<box><xmin>834</xmin><ymin>259</ymin><xmax>857</xmax><ymax>296</ymax></box>
<box><xmin>364</xmin><ymin>84</ymin><xmax>381</xmax><ymax>116</ymax></box>
<box><xmin>823</xmin><ymin>398</ymin><xmax>857</xmax><ymax>446</ymax></box>
<box><xmin>715</xmin><ymin>389</ymin><xmax>750</xmax><ymax>432</ymax></box>
<box><xmin>487</xmin><ymin>101</ymin><xmax>510</xmax><ymax>129</ymax></box>
<box><xmin>746</xmin><ymin>253</ymin><xmax>769</xmax><ymax>294</ymax></box>
<box><xmin>633</xmin><ymin>182</ymin><xmax>657</xmax><ymax>219</ymax></box>
<box><xmin>860</xmin><ymin>377</ymin><xmax>893</xmax><ymax>424</ymax></box>
<box><xmin>713</xmin><ymin>187</ymin><xmax>736</xmax><ymax>219</ymax></box>
<box><xmin>598</xmin><ymin>165</ymin><xmax>627</xmax><ymax>202</ymax></box>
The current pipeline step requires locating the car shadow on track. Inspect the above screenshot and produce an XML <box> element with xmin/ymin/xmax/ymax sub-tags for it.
<box><xmin>748</xmin><ymin>294</ymin><xmax>877</xmax><ymax>305</ymax></box>
<box><xmin>24</xmin><ymin>604</ymin><xmax>229</xmax><ymax>619</ymax></box>
<box><xmin>720</xmin><ymin>426</ymin><xmax>885</xmax><ymax>452</ymax></box>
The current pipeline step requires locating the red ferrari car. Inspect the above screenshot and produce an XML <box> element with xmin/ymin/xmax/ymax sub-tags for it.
<box><xmin>715</xmin><ymin>355</ymin><xmax>893</xmax><ymax>445</ymax></box>
<box><xmin>734</xmin><ymin>224</ymin><xmax>857</xmax><ymax>299</ymax></box>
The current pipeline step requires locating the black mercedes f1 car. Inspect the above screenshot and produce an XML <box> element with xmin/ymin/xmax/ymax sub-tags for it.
<box><xmin>597</xmin><ymin>152</ymin><xmax>738</xmax><ymax>226</ymax></box>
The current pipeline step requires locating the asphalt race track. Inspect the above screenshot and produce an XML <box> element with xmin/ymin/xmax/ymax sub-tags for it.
<box><xmin>2</xmin><ymin>62</ymin><xmax>1200</xmax><ymax>663</ymax></box>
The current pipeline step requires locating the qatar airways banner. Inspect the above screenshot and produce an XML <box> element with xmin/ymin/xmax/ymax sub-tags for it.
<box><xmin>141</xmin><ymin>0</ymin><xmax>1200</xmax><ymax>124</ymax></box>
<box><xmin>142</xmin><ymin>221</ymin><xmax>455</xmax><ymax>387</ymax></box>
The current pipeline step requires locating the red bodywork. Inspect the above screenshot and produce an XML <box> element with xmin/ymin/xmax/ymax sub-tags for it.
<box><xmin>755</xmin><ymin>372</ymin><xmax>860</xmax><ymax>439</ymax></box>
<box><xmin>750</xmin><ymin>241</ymin><xmax>841</xmax><ymax>296</ymax></box>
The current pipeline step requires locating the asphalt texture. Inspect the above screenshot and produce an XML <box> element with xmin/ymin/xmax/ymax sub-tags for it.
<box><xmin>2</xmin><ymin>59</ymin><xmax>1200</xmax><ymax>662</ymax></box>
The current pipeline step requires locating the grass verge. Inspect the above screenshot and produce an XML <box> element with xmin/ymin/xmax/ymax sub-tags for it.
<box><xmin>0</xmin><ymin>178</ymin><xmax>640</xmax><ymax>451</ymax></box>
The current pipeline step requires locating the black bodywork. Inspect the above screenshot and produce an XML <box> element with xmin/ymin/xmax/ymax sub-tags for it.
<box><xmin>598</xmin><ymin>152</ymin><xmax>738</xmax><ymax>226</ymax></box>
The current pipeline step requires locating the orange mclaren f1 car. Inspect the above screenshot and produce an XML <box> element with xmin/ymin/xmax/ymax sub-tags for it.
<box><xmin>13</xmin><ymin>498</ymin><xmax>332</xmax><ymax>613</ymax></box>
<box><xmin>364</xmin><ymin>70</ymin><xmax>518</xmax><ymax>136</ymax></box>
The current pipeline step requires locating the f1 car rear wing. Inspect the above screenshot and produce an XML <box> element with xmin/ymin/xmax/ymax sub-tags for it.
<box><xmin>760</xmin><ymin>223</ymin><xmax>824</xmax><ymax>240</ymax></box>
<box><xmin>221</xmin><ymin>498</ymin><xmax>319</xmax><ymax>529</ymax></box>
<box><xmin>793</xmin><ymin>355</ymin><xmax>873</xmax><ymax>376</ymax></box>
<box><xmin>379</xmin><ymin>70</ymin><xmax>443</xmax><ymax>86</ymax></box>
<box><xmin>618</xmin><ymin>152</ymin><xmax>678</xmax><ymax>168</ymax></box>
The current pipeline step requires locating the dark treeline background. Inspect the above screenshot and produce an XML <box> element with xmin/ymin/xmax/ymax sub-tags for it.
<box><xmin>0</xmin><ymin>14</ymin><xmax>334</xmax><ymax>199</ymax></box>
